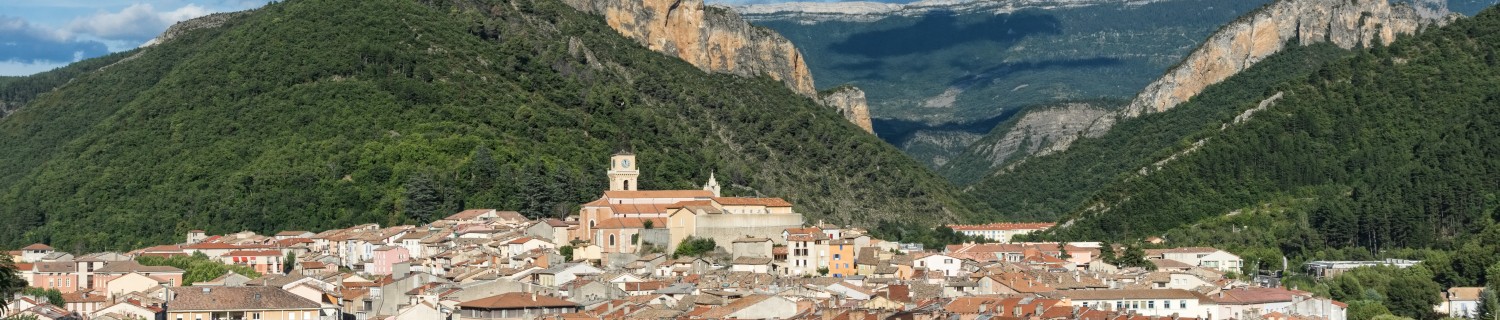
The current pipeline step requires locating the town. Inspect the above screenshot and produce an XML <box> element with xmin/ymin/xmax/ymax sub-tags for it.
<box><xmin>0</xmin><ymin>153</ymin><xmax>1473</xmax><ymax>320</ymax></box>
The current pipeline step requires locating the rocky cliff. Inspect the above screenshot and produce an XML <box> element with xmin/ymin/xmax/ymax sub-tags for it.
<box><xmin>956</xmin><ymin>0</ymin><xmax>1447</xmax><ymax>175</ymax></box>
<box><xmin>562</xmin><ymin>0</ymin><xmax>815</xmax><ymax>95</ymax></box>
<box><xmin>819</xmin><ymin>86</ymin><xmax>874</xmax><ymax>133</ymax></box>
<box><xmin>938</xmin><ymin>103</ymin><xmax>1111</xmax><ymax>183</ymax></box>
<box><xmin>562</xmin><ymin>0</ymin><xmax>881</xmax><ymax>130</ymax></box>
<box><xmin>1121</xmin><ymin>0</ymin><xmax>1446</xmax><ymax>117</ymax></box>
<box><xmin>972</xmin><ymin>104</ymin><xmax>1111</xmax><ymax>169</ymax></box>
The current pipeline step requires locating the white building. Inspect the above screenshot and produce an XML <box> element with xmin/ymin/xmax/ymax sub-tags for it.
<box><xmin>947</xmin><ymin>223</ymin><xmax>1054</xmax><ymax>243</ymax></box>
<box><xmin>1441</xmin><ymin>287</ymin><xmax>1484</xmax><ymax>319</ymax></box>
<box><xmin>913</xmin><ymin>253</ymin><xmax>963</xmax><ymax>277</ymax></box>
<box><xmin>1057</xmin><ymin>289</ymin><xmax>1217</xmax><ymax>319</ymax></box>
<box><xmin>1146</xmin><ymin>247</ymin><xmax>1244</xmax><ymax>274</ymax></box>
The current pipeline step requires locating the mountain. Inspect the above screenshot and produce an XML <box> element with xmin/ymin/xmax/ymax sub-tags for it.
<box><xmin>946</xmin><ymin>0</ymin><xmax>1450</xmax><ymax>186</ymax></box>
<box><xmin>739</xmin><ymin>0</ymin><xmax>1276</xmax><ymax>166</ymax></box>
<box><xmin>562</xmin><ymin>0</ymin><xmax>874</xmax><ymax>132</ymax></box>
<box><xmin>1046</xmin><ymin>3</ymin><xmax>1500</xmax><ymax>255</ymax></box>
<box><xmin>0</xmin><ymin>0</ymin><xmax>976</xmax><ymax>251</ymax></box>
<box><xmin>1026</xmin><ymin>1</ymin><xmax>1500</xmax><ymax>244</ymax></box>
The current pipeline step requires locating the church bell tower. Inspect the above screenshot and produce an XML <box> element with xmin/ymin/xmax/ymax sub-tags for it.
<box><xmin>608</xmin><ymin>152</ymin><xmax>638</xmax><ymax>191</ymax></box>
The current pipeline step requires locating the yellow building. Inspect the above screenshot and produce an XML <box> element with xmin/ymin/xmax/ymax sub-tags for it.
<box><xmin>577</xmin><ymin>152</ymin><xmax>804</xmax><ymax>255</ymax></box>
<box><xmin>167</xmin><ymin>286</ymin><xmax>323</xmax><ymax>320</ymax></box>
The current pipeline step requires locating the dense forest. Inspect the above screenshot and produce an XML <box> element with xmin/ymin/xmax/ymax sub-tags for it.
<box><xmin>959</xmin><ymin>42</ymin><xmax>1355</xmax><ymax>220</ymax></box>
<box><xmin>1014</xmin><ymin>7</ymin><xmax>1500</xmax><ymax>318</ymax></box>
<box><xmin>0</xmin><ymin>0</ymin><xmax>983</xmax><ymax>252</ymax></box>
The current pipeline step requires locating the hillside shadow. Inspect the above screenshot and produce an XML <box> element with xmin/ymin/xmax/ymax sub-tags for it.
<box><xmin>950</xmin><ymin>57</ymin><xmax>1125</xmax><ymax>88</ymax></box>
<box><xmin>830</xmin><ymin>11</ymin><xmax>1062</xmax><ymax>58</ymax></box>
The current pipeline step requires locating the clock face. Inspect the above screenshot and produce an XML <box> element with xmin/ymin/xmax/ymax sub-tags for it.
<box><xmin>622</xmin><ymin>160</ymin><xmax>630</xmax><ymax>168</ymax></box>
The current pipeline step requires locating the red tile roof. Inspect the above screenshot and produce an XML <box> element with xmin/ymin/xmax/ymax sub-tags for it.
<box><xmin>946</xmin><ymin>222</ymin><xmax>1055</xmax><ymax>231</ymax></box>
<box><xmin>594</xmin><ymin>217</ymin><xmax>666</xmax><ymax>229</ymax></box>
<box><xmin>603</xmin><ymin>190</ymin><xmax>714</xmax><ymax>199</ymax></box>
<box><xmin>711</xmin><ymin>197</ymin><xmax>793</xmax><ymax>207</ymax></box>
<box><xmin>1212</xmin><ymin>287</ymin><xmax>1307</xmax><ymax>305</ymax></box>
<box><xmin>226</xmin><ymin>250</ymin><xmax>282</xmax><ymax>257</ymax></box>
<box><xmin>458</xmin><ymin>293</ymin><xmax>580</xmax><ymax>309</ymax></box>
<box><xmin>21</xmin><ymin>243</ymin><xmax>53</xmax><ymax>251</ymax></box>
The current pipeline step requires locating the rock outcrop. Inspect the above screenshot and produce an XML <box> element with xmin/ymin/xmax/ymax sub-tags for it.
<box><xmin>563</xmin><ymin>0</ymin><xmax>883</xmax><ymax>131</ymax></box>
<box><xmin>957</xmin><ymin>103</ymin><xmax>1112</xmax><ymax>172</ymax></box>
<box><xmin>143</xmin><ymin>12</ymin><xmax>248</xmax><ymax>47</ymax></box>
<box><xmin>563</xmin><ymin>0</ymin><xmax>816</xmax><ymax>96</ymax></box>
<box><xmin>818</xmin><ymin>86</ymin><xmax>874</xmax><ymax>133</ymax></box>
<box><xmin>966</xmin><ymin>0</ymin><xmax>1446</xmax><ymax>173</ymax></box>
<box><xmin>1121</xmin><ymin>0</ymin><xmax>1446</xmax><ymax>118</ymax></box>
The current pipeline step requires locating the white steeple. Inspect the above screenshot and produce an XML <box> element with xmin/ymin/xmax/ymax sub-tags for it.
<box><xmin>703</xmin><ymin>171</ymin><xmax>721</xmax><ymax>197</ymax></box>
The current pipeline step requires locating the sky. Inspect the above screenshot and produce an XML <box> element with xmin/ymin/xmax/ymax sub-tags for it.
<box><xmin>0</xmin><ymin>0</ymin><xmax>929</xmax><ymax>76</ymax></box>
<box><xmin>0</xmin><ymin>0</ymin><xmax>273</xmax><ymax>76</ymax></box>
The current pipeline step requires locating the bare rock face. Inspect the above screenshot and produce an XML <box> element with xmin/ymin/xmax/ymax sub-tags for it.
<box><xmin>970</xmin><ymin>103</ymin><xmax>1112</xmax><ymax>170</ymax></box>
<box><xmin>563</xmin><ymin>0</ymin><xmax>816</xmax><ymax>97</ymax></box>
<box><xmin>143</xmin><ymin>12</ymin><xmax>248</xmax><ymax>47</ymax></box>
<box><xmin>818</xmin><ymin>86</ymin><xmax>874</xmax><ymax>133</ymax></box>
<box><xmin>1121</xmin><ymin>0</ymin><xmax>1446</xmax><ymax>118</ymax></box>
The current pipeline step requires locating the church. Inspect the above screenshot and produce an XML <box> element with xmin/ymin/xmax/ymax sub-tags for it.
<box><xmin>575</xmin><ymin>152</ymin><xmax>804</xmax><ymax>256</ymax></box>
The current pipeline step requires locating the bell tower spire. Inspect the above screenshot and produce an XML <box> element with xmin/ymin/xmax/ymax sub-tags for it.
<box><xmin>607</xmin><ymin>151</ymin><xmax>638</xmax><ymax>191</ymax></box>
<box><xmin>703</xmin><ymin>171</ymin><xmax>721</xmax><ymax>197</ymax></box>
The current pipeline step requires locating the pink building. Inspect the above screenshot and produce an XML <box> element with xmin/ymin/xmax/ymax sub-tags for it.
<box><xmin>369</xmin><ymin>246</ymin><xmax>410</xmax><ymax>275</ymax></box>
<box><xmin>224</xmin><ymin>250</ymin><xmax>284</xmax><ymax>275</ymax></box>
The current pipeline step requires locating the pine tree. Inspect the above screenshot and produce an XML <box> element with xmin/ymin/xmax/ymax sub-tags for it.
<box><xmin>1</xmin><ymin>255</ymin><xmax>28</xmax><ymax>312</ymax></box>
<box><xmin>403</xmin><ymin>173</ymin><xmax>444</xmax><ymax>223</ymax></box>
<box><xmin>283</xmin><ymin>251</ymin><xmax>297</xmax><ymax>274</ymax></box>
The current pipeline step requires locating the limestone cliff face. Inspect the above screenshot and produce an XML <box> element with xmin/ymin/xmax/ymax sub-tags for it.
<box><xmin>962</xmin><ymin>103</ymin><xmax>1112</xmax><ymax>171</ymax></box>
<box><xmin>1122</xmin><ymin>0</ymin><xmax>1445</xmax><ymax>117</ymax></box>
<box><xmin>143</xmin><ymin>12</ymin><xmax>247</xmax><ymax>47</ymax></box>
<box><xmin>563</xmin><ymin>0</ymin><xmax>816</xmax><ymax>97</ymax></box>
<box><xmin>818</xmin><ymin>86</ymin><xmax>874</xmax><ymax>133</ymax></box>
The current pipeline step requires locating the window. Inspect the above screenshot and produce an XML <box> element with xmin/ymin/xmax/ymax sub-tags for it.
<box><xmin>253</xmin><ymin>313</ymin><xmax>261</xmax><ymax>320</ymax></box>
<box><xmin>609</xmin><ymin>235</ymin><xmax>616</xmax><ymax>246</ymax></box>
<box><xmin>304</xmin><ymin>311</ymin><xmax>312</xmax><ymax>320</ymax></box>
<box><xmin>176</xmin><ymin>315</ymin><xmax>183</xmax><ymax>320</ymax></box>
<box><xmin>1148</xmin><ymin>301</ymin><xmax>1154</xmax><ymax>309</ymax></box>
<box><xmin>1115</xmin><ymin>302</ymin><xmax>1122</xmax><ymax>310</ymax></box>
<box><xmin>833</xmin><ymin>254</ymin><xmax>841</xmax><ymax>260</ymax></box>
<box><xmin>1164</xmin><ymin>300</ymin><xmax>1171</xmax><ymax>309</ymax></box>
<box><xmin>1180</xmin><ymin>300</ymin><xmax>1187</xmax><ymax>308</ymax></box>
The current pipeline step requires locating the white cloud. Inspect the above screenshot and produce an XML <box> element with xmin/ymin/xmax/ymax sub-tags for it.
<box><xmin>65</xmin><ymin>3</ymin><xmax>211</xmax><ymax>40</ymax></box>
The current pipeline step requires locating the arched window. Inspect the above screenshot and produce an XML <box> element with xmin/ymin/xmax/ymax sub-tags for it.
<box><xmin>608</xmin><ymin>234</ymin><xmax>616</xmax><ymax>246</ymax></box>
<box><xmin>623</xmin><ymin>180</ymin><xmax>631</xmax><ymax>190</ymax></box>
<box><xmin>590</xmin><ymin>220</ymin><xmax>596</xmax><ymax>228</ymax></box>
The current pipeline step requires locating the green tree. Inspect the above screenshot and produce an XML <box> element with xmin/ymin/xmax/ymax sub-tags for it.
<box><xmin>403</xmin><ymin>173</ymin><xmax>444</xmax><ymax>223</ymax></box>
<box><xmin>1386</xmin><ymin>266</ymin><xmax>1441</xmax><ymax>319</ymax></box>
<box><xmin>673</xmin><ymin>237</ymin><xmax>717</xmax><ymax>258</ymax></box>
<box><xmin>471</xmin><ymin>146</ymin><xmax>499</xmax><ymax>190</ymax></box>
<box><xmin>643</xmin><ymin>220</ymin><xmax>654</xmax><ymax>229</ymax></box>
<box><xmin>283</xmin><ymin>251</ymin><xmax>297</xmax><ymax>274</ymax></box>
<box><xmin>0</xmin><ymin>255</ymin><xmax>27</xmax><ymax>311</ymax></box>
<box><xmin>1478</xmin><ymin>288</ymin><xmax>1499</xmax><ymax>320</ymax></box>
<box><xmin>559</xmin><ymin>246</ymin><xmax>574</xmax><ymax>259</ymax></box>
<box><xmin>21</xmin><ymin>287</ymin><xmax>63</xmax><ymax>306</ymax></box>
<box><xmin>1349</xmin><ymin>300</ymin><xmax>1394</xmax><ymax>320</ymax></box>
<box><xmin>817</xmin><ymin>267</ymin><xmax>829</xmax><ymax>276</ymax></box>
<box><xmin>1058</xmin><ymin>243</ymin><xmax>1071</xmax><ymax>259</ymax></box>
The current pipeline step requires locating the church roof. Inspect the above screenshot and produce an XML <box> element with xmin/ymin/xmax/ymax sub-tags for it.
<box><xmin>603</xmin><ymin>190</ymin><xmax>713</xmax><ymax>199</ymax></box>
<box><xmin>711</xmin><ymin>197</ymin><xmax>793</xmax><ymax>207</ymax></box>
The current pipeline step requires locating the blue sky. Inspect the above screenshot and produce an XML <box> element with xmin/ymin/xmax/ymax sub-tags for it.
<box><xmin>0</xmin><ymin>0</ymin><xmax>922</xmax><ymax>76</ymax></box>
<box><xmin>1</xmin><ymin>0</ymin><xmax>273</xmax><ymax>76</ymax></box>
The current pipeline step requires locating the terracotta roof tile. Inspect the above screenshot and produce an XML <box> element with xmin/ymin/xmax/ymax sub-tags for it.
<box><xmin>458</xmin><ymin>292</ymin><xmax>579</xmax><ymax>309</ymax></box>
<box><xmin>168</xmin><ymin>287</ymin><xmax>320</xmax><ymax>311</ymax></box>
<box><xmin>711</xmin><ymin>197</ymin><xmax>793</xmax><ymax>207</ymax></box>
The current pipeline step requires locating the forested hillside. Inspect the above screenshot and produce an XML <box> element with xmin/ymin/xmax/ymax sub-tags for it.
<box><xmin>1048</xmin><ymin>6</ymin><xmax>1500</xmax><ymax>248</ymax></box>
<box><xmin>960</xmin><ymin>43</ymin><xmax>1354</xmax><ymax>220</ymax></box>
<box><xmin>744</xmin><ymin>0</ymin><xmax>1272</xmax><ymax>167</ymax></box>
<box><xmin>0</xmin><ymin>0</ymin><xmax>978</xmax><ymax>251</ymax></box>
